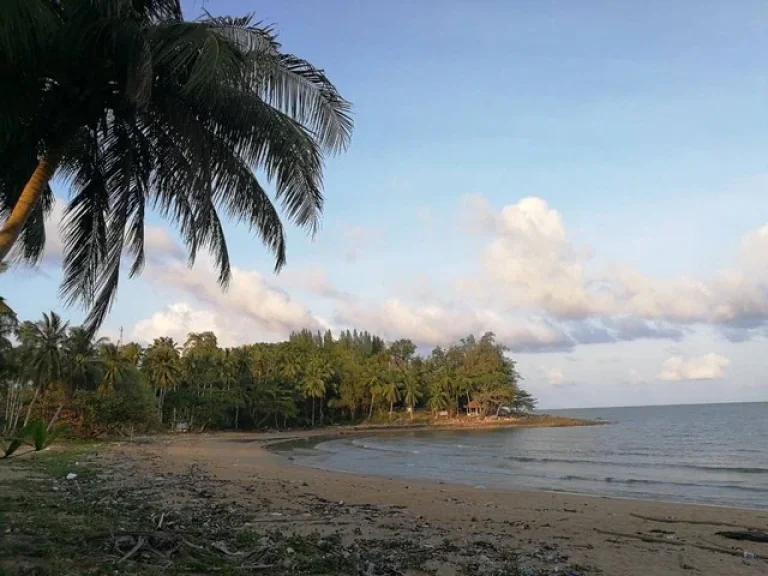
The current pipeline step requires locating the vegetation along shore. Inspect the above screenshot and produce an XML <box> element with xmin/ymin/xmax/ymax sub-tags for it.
<box><xmin>1</xmin><ymin>307</ymin><xmax>570</xmax><ymax>444</ymax></box>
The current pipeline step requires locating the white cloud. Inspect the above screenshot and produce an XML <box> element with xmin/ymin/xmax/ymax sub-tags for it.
<box><xmin>462</xmin><ymin>195</ymin><xmax>768</xmax><ymax>340</ymax></box>
<box><xmin>473</xmin><ymin>196</ymin><xmax>611</xmax><ymax>318</ymax></box>
<box><xmin>333</xmin><ymin>298</ymin><xmax>570</xmax><ymax>352</ymax></box>
<box><xmin>280</xmin><ymin>265</ymin><xmax>355</xmax><ymax>303</ymax></box>
<box><xmin>143</xmin><ymin>226</ymin><xmax>185</xmax><ymax>263</ymax></box>
<box><xmin>545</xmin><ymin>368</ymin><xmax>564</xmax><ymax>385</ymax></box>
<box><xmin>658</xmin><ymin>353</ymin><xmax>730</xmax><ymax>381</ymax></box>
<box><xmin>144</xmin><ymin>259</ymin><xmax>322</xmax><ymax>338</ymax></box>
<box><xmin>131</xmin><ymin>303</ymin><xmax>225</xmax><ymax>346</ymax></box>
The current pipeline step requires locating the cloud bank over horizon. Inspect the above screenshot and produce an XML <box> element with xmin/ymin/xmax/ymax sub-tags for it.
<box><xmin>17</xmin><ymin>189</ymin><xmax>768</xmax><ymax>409</ymax></box>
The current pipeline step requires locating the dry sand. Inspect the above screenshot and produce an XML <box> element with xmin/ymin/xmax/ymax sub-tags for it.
<box><xmin>126</xmin><ymin>431</ymin><xmax>768</xmax><ymax>575</ymax></box>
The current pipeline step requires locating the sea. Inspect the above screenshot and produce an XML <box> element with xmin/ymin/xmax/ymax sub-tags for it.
<box><xmin>278</xmin><ymin>402</ymin><xmax>768</xmax><ymax>510</ymax></box>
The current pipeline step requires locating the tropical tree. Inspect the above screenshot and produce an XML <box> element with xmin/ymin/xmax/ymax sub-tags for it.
<box><xmin>512</xmin><ymin>389</ymin><xmax>537</xmax><ymax>412</ymax></box>
<box><xmin>281</xmin><ymin>352</ymin><xmax>303</xmax><ymax>383</ymax></box>
<box><xmin>98</xmin><ymin>343</ymin><xmax>130</xmax><ymax>396</ymax></box>
<box><xmin>0</xmin><ymin>1</ymin><xmax>352</xmax><ymax>332</ymax></box>
<box><xmin>364</xmin><ymin>355</ymin><xmax>388</xmax><ymax>420</ymax></box>
<box><xmin>62</xmin><ymin>326</ymin><xmax>104</xmax><ymax>396</ymax></box>
<box><xmin>302</xmin><ymin>356</ymin><xmax>330</xmax><ymax>426</ymax></box>
<box><xmin>120</xmin><ymin>342</ymin><xmax>143</xmax><ymax>367</ymax></box>
<box><xmin>402</xmin><ymin>372</ymin><xmax>422</xmax><ymax>419</ymax></box>
<box><xmin>16</xmin><ymin>311</ymin><xmax>69</xmax><ymax>426</ymax></box>
<box><xmin>382</xmin><ymin>379</ymin><xmax>400</xmax><ymax>419</ymax></box>
<box><xmin>143</xmin><ymin>336</ymin><xmax>181</xmax><ymax>416</ymax></box>
<box><xmin>427</xmin><ymin>386</ymin><xmax>449</xmax><ymax>415</ymax></box>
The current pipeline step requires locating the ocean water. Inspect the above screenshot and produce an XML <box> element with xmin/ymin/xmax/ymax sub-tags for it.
<box><xmin>280</xmin><ymin>402</ymin><xmax>768</xmax><ymax>510</ymax></box>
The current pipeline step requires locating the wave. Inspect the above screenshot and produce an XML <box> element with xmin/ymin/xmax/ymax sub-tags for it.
<box><xmin>504</xmin><ymin>455</ymin><xmax>768</xmax><ymax>475</ymax></box>
<box><xmin>557</xmin><ymin>474</ymin><xmax>768</xmax><ymax>493</ymax></box>
<box><xmin>350</xmin><ymin>439</ymin><xmax>420</xmax><ymax>455</ymax></box>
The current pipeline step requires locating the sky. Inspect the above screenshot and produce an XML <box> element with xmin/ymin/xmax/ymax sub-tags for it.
<box><xmin>5</xmin><ymin>0</ymin><xmax>768</xmax><ymax>408</ymax></box>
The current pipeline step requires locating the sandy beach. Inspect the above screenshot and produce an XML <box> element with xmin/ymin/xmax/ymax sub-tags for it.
<box><xmin>119</xmin><ymin>431</ymin><xmax>768</xmax><ymax>576</ymax></box>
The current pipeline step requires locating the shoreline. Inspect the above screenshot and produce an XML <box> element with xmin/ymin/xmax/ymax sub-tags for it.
<box><xmin>7</xmin><ymin>431</ymin><xmax>764</xmax><ymax>574</ymax></box>
<box><xmin>257</xmin><ymin>429</ymin><xmax>768</xmax><ymax>513</ymax></box>
<box><xmin>124</xmin><ymin>432</ymin><xmax>768</xmax><ymax>575</ymax></box>
<box><xmin>298</xmin><ymin>412</ymin><xmax>605</xmax><ymax>432</ymax></box>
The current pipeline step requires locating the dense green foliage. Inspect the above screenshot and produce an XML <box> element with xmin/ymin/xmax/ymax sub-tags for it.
<box><xmin>0</xmin><ymin>310</ymin><xmax>536</xmax><ymax>436</ymax></box>
<box><xmin>0</xmin><ymin>0</ymin><xmax>352</xmax><ymax>331</ymax></box>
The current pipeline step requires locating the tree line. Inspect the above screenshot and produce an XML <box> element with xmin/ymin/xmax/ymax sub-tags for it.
<box><xmin>0</xmin><ymin>311</ymin><xmax>537</xmax><ymax>436</ymax></box>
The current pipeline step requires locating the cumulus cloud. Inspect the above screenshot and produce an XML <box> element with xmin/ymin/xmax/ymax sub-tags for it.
<box><xmin>143</xmin><ymin>226</ymin><xmax>185</xmax><ymax>263</ymax></box>
<box><xmin>545</xmin><ymin>368</ymin><xmax>564</xmax><ymax>385</ymax></box>
<box><xmin>658</xmin><ymin>353</ymin><xmax>730</xmax><ymax>382</ymax></box>
<box><xmin>333</xmin><ymin>298</ymin><xmax>571</xmax><ymax>352</ymax></box>
<box><xmin>280</xmin><ymin>265</ymin><xmax>356</xmax><ymax>303</ymax></box>
<box><xmin>463</xmin><ymin>195</ymin><xmax>768</xmax><ymax>342</ymax></box>
<box><xmin>144</xmin><ymin>259</ymin><xmax>322</xmax><ymax>338</ymax></box>
<box><xmin>473</xmin><ymin>196</ymin><xmax>611</xmax><ymax>318</ymax></box>
<box><xmin>132</xmin><ymin>303</ymin><xmax>227</xmax><ymax>345</ymax></box>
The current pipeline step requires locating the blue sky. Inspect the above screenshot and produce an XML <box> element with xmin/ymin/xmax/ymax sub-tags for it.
<box><xmin>6</xmin><ymin>0</ymin><xmax>768</xmax><ymax>408</ymax></box>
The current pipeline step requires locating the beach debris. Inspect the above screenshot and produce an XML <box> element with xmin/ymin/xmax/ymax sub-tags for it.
<box><xmin>117</xmin><ymin>536</ymin><xmax>146</xmax><ymax>563</ymax></box>
<box><xmin>65</xmin><ymin>472</ymin><xmax>78</xmax><ymax>480</ymax></box>
<box><xmin>210</xmin><ymin>540</ymin><xmax>243</xmax><ymax>556</ymax></box>
<box><xmin>717</xmin><ymin>530</ymin><xmax>768</xmax><ymax>543</ymax></box>
<box><xmin>630</xmin><ymin>512</ymin><xmax>764</xmax><ymax>531</ymax></box>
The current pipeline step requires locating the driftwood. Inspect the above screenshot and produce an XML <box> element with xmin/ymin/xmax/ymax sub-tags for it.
<box><xmin>595</xmin><ymin>529</ymin><xmax>768</xmax><ymax>561</ymax></box>
<box><xmin>629</xmin><ymin>513</ymin><xmax>765</xmax><ymax>532</ymax></box>
<box><xmin>117</xmin><ymin>536</ymin><xmax>146</xmax><ymax>563</ymax></box>
<box><xmin>716</xmin><ymin>530</ymin><xmax>768</xmax><ymax>543</ymax></box>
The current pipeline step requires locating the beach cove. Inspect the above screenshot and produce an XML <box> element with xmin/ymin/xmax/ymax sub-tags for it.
<box><xmin>121</xmin><ymin>428</ymin><xmax>768</xmax><ymax>575</ymax></box>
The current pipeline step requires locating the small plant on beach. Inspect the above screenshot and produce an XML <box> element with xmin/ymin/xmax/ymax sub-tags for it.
<box><xmin>25</xmin><ymin>419</ymin><xmax>68</xmax><ymax>452</ymax></box>
<box><xmin>0</xmin><ymin>419</ymin><xmax>67</xmax><ymax>458</ymax></box>
<box><xmin>1</xmin><ymin>433</ymin><xmax>25</xmax><ymax>458</ymax></box>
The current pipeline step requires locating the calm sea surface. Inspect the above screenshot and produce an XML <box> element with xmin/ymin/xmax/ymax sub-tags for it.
<box><xmin>279</xmin><ymin>402</ymin><xmax>768</xmax><ymax>509</ymax></box>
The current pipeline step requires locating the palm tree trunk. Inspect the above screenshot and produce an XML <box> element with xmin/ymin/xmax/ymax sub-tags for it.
<box><xmin>0</xmin><ymin>152</ymin><xmax>61</xmax><ymax>262</ymax></box>
<box><xmin>4</xmin><ymin>386</ymin><xmax>11</xmax><ymax>428</ymax></box>
<box><xmin>22</xmin><ymin>385</ymin><xmax>41</xmax><ymax>428</ymax></box>
<box><xmin>389</xmin><ymin>400</ymin><xmax>393</xmax><ymax>418</ymax></box>
<box><xmin>11</xmin><ymin>389</ymin><xmax>23</xmax><ymax>431</ymax></box>
<box><xmin>368</xmin><ymin>394</ymin><xmax>375</xmax><ymax>419</ymax></box>
<box><xmin>47</xmin><ymin>403</ymin><xmax>63</xmax><ymax>431</ymax></box>
<box><xmin>311</xmin><ymin>396</ymin><xmax>315</xmax><ymax>427</ymax></box>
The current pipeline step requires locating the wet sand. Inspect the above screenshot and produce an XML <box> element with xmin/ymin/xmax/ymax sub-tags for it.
<box><xmin>127</xmin><ymin>431</ymin><xmax>768</xmax><ymax>575</ymax></box>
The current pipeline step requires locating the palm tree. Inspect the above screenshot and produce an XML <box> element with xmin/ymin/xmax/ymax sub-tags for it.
<box><xmin>0</xmin><ymin>1</ymin><xmax>352</xmax><ymax>332</ymax></box>
<box><xmin>120</xmin><ymin>342</ymin><xmax>143</xmax><ymax>368</ymax></box>
<box><xmin>16</xmin><ymin>311</ymin><xmax>69</xmax><ymax>426</ymax></box>
<box><xmin>143</xmin><ymin>337</ymin><xmax>181</xmax><ymax>415</ymax></box>
<box><xmin>63</xmin><ymin>326</ymin><xmax>104</xmax><ymax>396</ymax></box>
<box><xmin>366</xmin><ymin>374</ymin><xmax>383</xmax><ymax>420</ymax></box>
<box><xmin>281</xmin><ymin>354</ymin><xmax>303</xmax><ymax>383</ymax></box>
<box><xmin>98</xmin><ymin>343</ymin><xmax>130</xmax><ymax>395</ymax></box>
<box><xmin>402</xmin><ymin>372</ymin><xmax>422</xmax><ymax>419</ymax></box>
<box><xmin>302</xmin><ymin>357</ymin><xmax>330</xmax><ymax>427</ymax></box>
<box><xmin>427</xmin><ymin>386</ymin><xmax>450</xmax><ymax>416</ymax></box>
<box><xmin>382</xmin><ymin>379</ymin><xmax>400</xmax><ymax>419</ymax></box>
